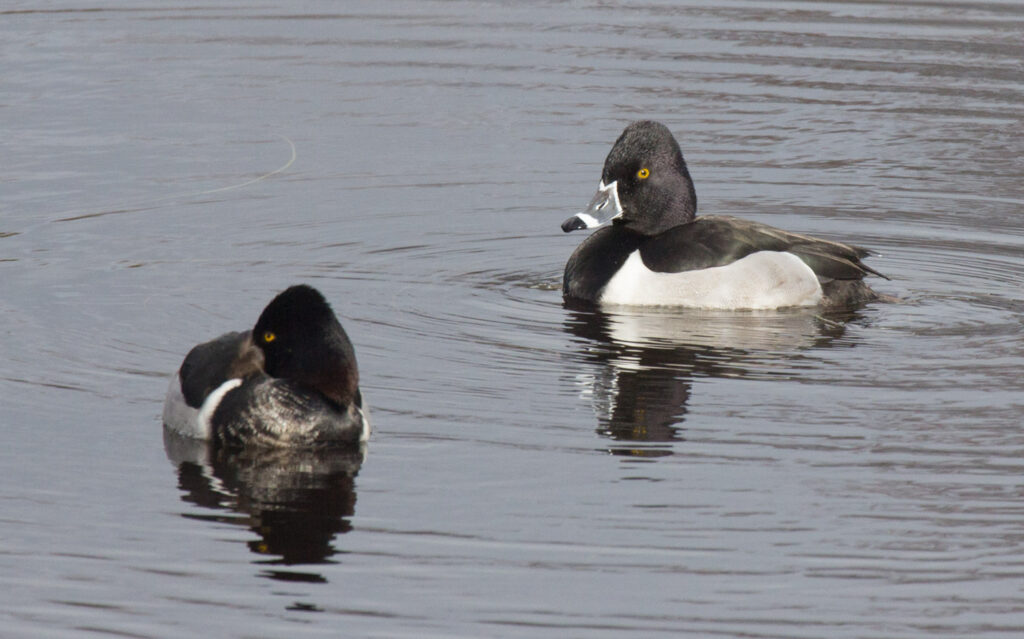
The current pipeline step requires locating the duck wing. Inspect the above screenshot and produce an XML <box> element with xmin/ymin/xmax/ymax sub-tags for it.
<box><xmin>178</xmin><ymin>330</ymin><xmax>264</xmax><ymax>409</ymax></box>
<box><xmin>639</xmin><ymin>216</ymin><xmax>888</xmax><ymax>281</ymax></box>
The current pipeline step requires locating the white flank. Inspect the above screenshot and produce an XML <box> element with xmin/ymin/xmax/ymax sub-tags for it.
<box><xmin>197</xmin><ymin>378</ymin><xmax>243</xmax><ymax>438</ymax></box>
<box><xmin>163</xmin><ymin>376</ymin><xmax>242</xmax><ymax>440</ymax></box>
<box><xmin>600</xmin><ymin>250</ymin><xmax>823</xmax><ymax>309</ymax></box>
<box><xmin>162</xmin><ymin>375</ymin><xmax>201</xmax><ymax>437</ymax></box>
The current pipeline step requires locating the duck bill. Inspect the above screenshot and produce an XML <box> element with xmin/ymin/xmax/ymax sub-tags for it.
<box><xmin>560</xmin><ymin>180</ymin><xmax>622</xmax><ymax>233</ymax></box>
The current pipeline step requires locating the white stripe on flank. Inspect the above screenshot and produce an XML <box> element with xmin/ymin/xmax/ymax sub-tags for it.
<box><xmin>600</xmin><ymin>250</ymin><xmax>823</xmax><ymax>309</ymax></box>
<box><xmin>357</xmin><ymin>404</ymin><xmax>371</xmax><ymax>443</ymax></box>
<box><xmin>195</xmin><ymin>378</ymin><xmax>243</xmax><ymax>439</ymax></box>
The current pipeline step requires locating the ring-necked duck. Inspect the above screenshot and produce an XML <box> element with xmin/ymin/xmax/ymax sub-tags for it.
<box><xmin>562</xmin><ymin>121</ymin><xmax>889</xmax><ymax>309</ymax></box>
<box><xmin>162</xmin><ymin>284</ymin><xmax>368</xmax><ymax>447</ymax></box>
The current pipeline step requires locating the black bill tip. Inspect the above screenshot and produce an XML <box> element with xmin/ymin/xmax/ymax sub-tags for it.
<box><xmin>561</xmin><ymin>215</ymin><xmax>587</xmax><ymax>233</ymax></box>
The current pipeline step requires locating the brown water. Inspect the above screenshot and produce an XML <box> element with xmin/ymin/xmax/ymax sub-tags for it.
<box><xmin>2</xmin><ymin>1</ymin><xmax>1023</xmax><ymax>637</ymax></box>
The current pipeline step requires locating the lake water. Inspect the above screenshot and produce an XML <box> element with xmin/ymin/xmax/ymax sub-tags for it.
<box><xmin>2</xmin><ymin>1</ymin><xmax>1023</xmax><ymax>637</ymax></box>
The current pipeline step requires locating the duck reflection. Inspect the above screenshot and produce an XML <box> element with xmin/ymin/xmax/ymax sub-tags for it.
<box><xmin>164</xmin><ymin>430</ymin><xmax>363</xmax><ymax>582</ymax></box>
<box><xmin>564</xmin><ymin>302</ymin><xmax>858</xmax><ymax>458</ymax></box>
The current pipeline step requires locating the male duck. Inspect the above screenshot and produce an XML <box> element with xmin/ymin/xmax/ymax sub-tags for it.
<box><xmin>562</xmin><ymin>121</ymin><xmax>888</xmax><ymax>309</ymax></box>
<box><xmin>163</xmin><ymin>284</ymin><xmax>368</xmax><ymax>447</ymax></box>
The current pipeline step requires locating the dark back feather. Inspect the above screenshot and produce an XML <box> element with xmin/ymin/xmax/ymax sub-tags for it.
<box><xmin>639</xmin><ymin>216</ymin><xmax>888</xmax><ymax>281</ymax></box>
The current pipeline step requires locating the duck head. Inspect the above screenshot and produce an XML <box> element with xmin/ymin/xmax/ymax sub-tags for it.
<box><xmin>252</xmin><ymin>285</ymin><xmax>359</xmax><ymax>409</ymax></box>
<box><xmin>562</xmin><ymin>121</ymin><xmax>698</xmax><ymax>236</ymax></box>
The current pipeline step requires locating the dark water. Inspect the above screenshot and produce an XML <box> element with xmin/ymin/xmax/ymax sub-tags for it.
<box><xmin>2</xmin><ymin>1</ymin><xmax>1023</xmax><ymax>637</ymax></box>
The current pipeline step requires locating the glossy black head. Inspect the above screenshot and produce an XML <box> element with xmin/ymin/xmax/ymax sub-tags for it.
<box><xmin>252</xmin><ymin>285</ymin><xmax>359</xmax><ymax>408</ymax></box>
<box><xmin>602</xmin><ymin>121</ymin><xmax>698</xmax><ymax>235</ymax></box>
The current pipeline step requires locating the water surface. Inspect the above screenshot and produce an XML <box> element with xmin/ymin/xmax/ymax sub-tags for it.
<box><xmin>2</xmin><ymin>1</ymin><xmax>1023</xmax><ymax>637</ymax></box>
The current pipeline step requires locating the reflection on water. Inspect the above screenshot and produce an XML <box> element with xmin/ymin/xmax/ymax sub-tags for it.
<box><xmin>163</xmin><ymin>431</ymin><xmax>363</xmax><ymax>583</ymax></box>
<box><xmin>564</xmin><ymin>304</ymin><xmax>861</xmax><ymax>458</ymax></box>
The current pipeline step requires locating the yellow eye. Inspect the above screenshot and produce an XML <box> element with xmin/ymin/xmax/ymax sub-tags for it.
<box><xmin>262</xmin><ymin>331</ymin><xmax>276</xmax><ymax>343</ymax></box>
<box><xmin>637</xmin><ymin>167</ymin><xmax>650</xmax><ymax>179</ymax></box>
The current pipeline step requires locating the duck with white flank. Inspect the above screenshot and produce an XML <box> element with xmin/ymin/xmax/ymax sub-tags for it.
<box><xmin>163</xmin><ymin>285</ymin><xmax>368</xmax><ymax>448</ymax></box>
<box><xmin>562</xmin><ymin>121</ymin><xmax>889</xmax><ymax>309</ymax></box>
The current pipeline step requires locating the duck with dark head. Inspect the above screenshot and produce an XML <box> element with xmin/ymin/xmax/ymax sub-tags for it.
<box><xmin>163</xmin><ymin>284</ymin><xmax>368</xmax><ymax>448</ymax></box>
<box><xmin>562</xmin><ymin>121</ymin><xmax>889</xmax><ymax>310</ymax></box>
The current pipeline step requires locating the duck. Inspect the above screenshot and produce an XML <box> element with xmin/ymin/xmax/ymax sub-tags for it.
<box><xmin>561</xmin><ymin>121</ymin><xmax>889</xmax><ymax>309</ymax></box>
<box><xmin>162</xmin><ymin>284</ymin><xmax>368</xmax><ymax>448</ymax></box>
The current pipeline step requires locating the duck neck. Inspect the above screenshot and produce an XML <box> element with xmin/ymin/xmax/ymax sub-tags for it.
<box><xmin>315</xmin><ymin>366</ymin><xmax>359</xmax><ymax>409</ymax></box>
<box><xmin>671</xmin><ymin>161</ymin><xmax>698</xmax><ymax>224</ymax></box>
<box><xmin>309</xmin><ymin>335</ymin><xmax>359</xmax><ymax>409</ymax></box>
<box><xmin>643</xmin><ymin>175</ymin><xmax>697</xmax><ymax>234</ymax></box>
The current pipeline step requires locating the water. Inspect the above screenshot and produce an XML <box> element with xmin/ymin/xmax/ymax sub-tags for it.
<box><xmin>2</xmin><ymin>1</ymin><xmax>1023</xmax><ymax>637</ymax></box>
